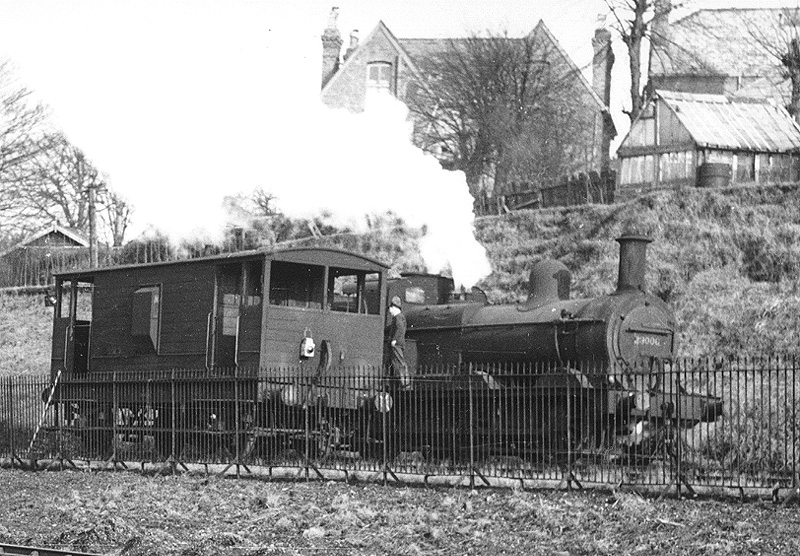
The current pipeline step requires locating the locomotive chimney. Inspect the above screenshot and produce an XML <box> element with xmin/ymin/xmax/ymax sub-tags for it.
<box><xmin>615</xmin><ymin>234</ymin><xmax>652</xmax><ymax>293</ymax></box>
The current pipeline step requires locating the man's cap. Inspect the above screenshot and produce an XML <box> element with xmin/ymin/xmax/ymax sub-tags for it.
<box><xmin>390</xmin><ymin>295</ymin><xmax>402</xmax><ymax>308</ymax></box>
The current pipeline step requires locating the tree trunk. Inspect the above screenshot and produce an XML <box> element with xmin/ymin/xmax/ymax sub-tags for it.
<box><xmin>625</xmin><ymin>0</ymin><xmax>649</xmax><ymax>123</ymax></box>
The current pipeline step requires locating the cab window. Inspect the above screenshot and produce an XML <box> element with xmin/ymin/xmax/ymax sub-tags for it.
<box><xmin>269</xmin><ymin>261</ymin><xmax>324</xmax><ymax>309</ymax></box>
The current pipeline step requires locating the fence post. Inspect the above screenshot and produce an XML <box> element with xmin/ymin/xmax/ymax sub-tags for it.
<box><xmin>8</xmin><ymin>376</ymin><xmax>16</xmax><ymax>469</ymax></box>
<box><xmin>566</xmin><ymin>368</ymin><xmax>572</xmax><ymax>484</ymax></box>
<box><xmin>170</xmin><ymin>370</ymin><xmax>176</xmax><ymax>473</ymax></box>
<box><xmin>112</xmin><ymin>371</ymin><xmax>118</xmax><ymax>469</ymax></box>
<box><xmin>57</xmin><ymin>375</ymin><xmax>63</xmax><ymax>470</ymax></box>
<box><xmin>674</xmin><ymin>360</ymin><xmax>683</xmax><ymax>498</ymax></box>
<box><xmin>304</xmin><ymin>386</ymin><xmax>310</xmax><ymax>482</ymax></box>
<box><xmin>794</xmin><ymin>355</ymin><xmax>797</xmax><ymax>492</ymax></box>
<box><xmin>468</xmin><ymin>363</ymin><xmax>475</xmax><ymax>489</ymax></box>
<box><xmin>234</xmin><ymin>366</ymin><xmax>240</xmax><ymax>479</ymax></box>
<box><xmin>381</xmin><ymin>386</ymin><xmax>387</xmax><ymax>486</ymax></box>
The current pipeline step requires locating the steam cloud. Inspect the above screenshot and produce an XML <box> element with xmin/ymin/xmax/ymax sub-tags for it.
<box><xmin>31</xmin><ymin>15</ymin><xmax>492</xmax><ymax>288</ymax></box>
<box><xmin>120</xmin><ymin>91</ymin><xmax>491</xmax><ymax>288</ymax></box>
<box><xmin>263</xmin><ymin>95</ymin><xmax>491</xmax><ymax>288</ymax></box>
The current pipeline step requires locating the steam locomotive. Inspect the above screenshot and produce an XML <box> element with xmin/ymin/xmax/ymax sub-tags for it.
<box><xmin>47</xmin><ymin>236</ymin><xmax>720</xmax><ymax>465</ymax></box>
<box><xmin>379</xmin><ymin>235</ymin><xmax>720</xmax><ymax>459</ymax></box>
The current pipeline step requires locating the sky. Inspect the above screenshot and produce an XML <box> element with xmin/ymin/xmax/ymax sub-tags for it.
<box><xmin>0</xmin><ymin>0</ymin><xmax>792</xmax><ymax>284</ymax></box>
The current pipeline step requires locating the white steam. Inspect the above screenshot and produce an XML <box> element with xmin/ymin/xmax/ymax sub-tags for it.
<box><xmin>118</xmin><ymin>90</ymin><xmax>490</xmax><ymax>287</ymax></box>
<box><xmin>12</xmin><ymin>11</ymin><xmax>492</xmax><ymax>288</ymax></box>
<box><xmin>264</xmin><ymin>95</ymin><xmax>491</xmax><ymax>288</ymax></box>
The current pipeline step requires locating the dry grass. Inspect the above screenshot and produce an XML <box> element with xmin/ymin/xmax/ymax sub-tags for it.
<box><xmin>0</xmin><ymin>294</ymin><xmax>52</xmax><ymax>377</ymax></box>
<box><xmin>1</xmin><ymin>469</ymin><xmax>799</xmax><ymax>555</ymax></box>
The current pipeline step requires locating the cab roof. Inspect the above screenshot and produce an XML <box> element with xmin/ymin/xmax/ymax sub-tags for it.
<box><xmin>54</xmin><ymin>246</ymin><xmax>389</xmax><ymax>281</ymax></box>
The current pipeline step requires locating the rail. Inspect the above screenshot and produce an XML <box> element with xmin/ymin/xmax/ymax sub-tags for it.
<box><xmin>0</xmin><ymin>543</ymin><xmax>104</xmax><ymax>556</ymax></box>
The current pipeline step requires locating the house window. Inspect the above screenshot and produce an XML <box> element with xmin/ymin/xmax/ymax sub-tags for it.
<box><xmin>132</xmin><ymin>285</ymin><xmax>161</xmax><ymax>352</ymax></box>
<box><xmin>367</xmin><ymin>62</ymin><xmax>392</xmax><ymax>94</ymax></box>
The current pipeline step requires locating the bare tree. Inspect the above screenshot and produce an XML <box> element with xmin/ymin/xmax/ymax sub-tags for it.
<box><xmin>100</xmin><ymin>190</ymin><xmax>132</xmax><ymax>247</ymax></box>
<box><xmin>407</xmin><ymin>29</ymin><xmax>598</xmax><ymax>206</ymax></box>
<box><xmin>252</xmin><ymin>187</ymin><xmax>280</xmax><ymax>216</ymax></box>
<box><xmin>743</xmin><ymin>8</ymin><xmax>800</xmax><ymax>122</ymax></box>
<box><xmin>0</xmin><ymin>61</ymin><xmax>50</xmax><ymax>220</ymax></box>
<box><xmin>11</xmin><ymin>133</ymin><xmax>104</xmax><ymax>231</ymax></box>
<box><xmin>604</xmin><ymin>0</ymin><xmax>691</xmax><ymax>123</ymax></box>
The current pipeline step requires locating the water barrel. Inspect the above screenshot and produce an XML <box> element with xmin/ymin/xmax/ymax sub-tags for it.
<box><xmin>697</xmin><ymin>162</ymin><xmax>731</xmax><ymax>188</ymax></box>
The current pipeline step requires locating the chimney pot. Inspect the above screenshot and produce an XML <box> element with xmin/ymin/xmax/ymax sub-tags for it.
<box><xmin>344</xmin><ymin>29</ymin><xmax>359</xmax><ymax>61</ymax></box>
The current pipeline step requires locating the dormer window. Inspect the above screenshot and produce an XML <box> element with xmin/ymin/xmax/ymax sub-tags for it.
<box><xmin>367</xmin><ymin>62</ymin><xmax>392</xmax><ymax>94</ymax></box>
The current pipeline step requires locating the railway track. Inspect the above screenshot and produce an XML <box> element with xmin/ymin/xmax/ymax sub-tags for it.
<box><xmin>0</xmin><ymin>544</ymin><xmax>103</xmax><ymax>556</ymax></box>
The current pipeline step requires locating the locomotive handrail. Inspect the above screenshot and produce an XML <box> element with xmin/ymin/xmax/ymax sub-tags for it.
<box><xmin>624</xmin><ymin>325</ymin><xmax>673</xmax><ymax>334</ymax></box>
<box><xmin>204</xmin><ymin>312</ymin><xmax>211</xmax><ymax>370</ymax></box>
<box><xmin>63</xmin><ymin>324</ymin><xmax>69</xmax><ymax>368</ymax></box>
<box><xmin>234</xmin><ymin>315</ymin><xmax>240</xmax><ymax>366</ymax></box>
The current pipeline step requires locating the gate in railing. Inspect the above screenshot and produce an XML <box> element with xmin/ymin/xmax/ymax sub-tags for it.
<box><xmin>1</xmin><ymin>358</ymin><xmax>797</xmax><ymax>496</ymax></box>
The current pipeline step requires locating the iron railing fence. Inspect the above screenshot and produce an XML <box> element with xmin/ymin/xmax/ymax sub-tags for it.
<box><xmin>0</xmin><ymin>358</ymin><xmax>797</xmax><ymax>494</ymax></box>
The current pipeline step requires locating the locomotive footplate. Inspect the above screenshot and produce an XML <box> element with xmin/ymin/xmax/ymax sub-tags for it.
<box><xmin>608</xmin><ymin>389</ymin><xmax>722</xmax><ymax>424</ymax></box>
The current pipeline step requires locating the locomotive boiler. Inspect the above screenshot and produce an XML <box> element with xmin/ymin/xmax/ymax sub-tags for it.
<box><xmin>390</xmin><ymin>235</ymin><xmax>680</xmax><ymax>392</ymax></box>
<box><xmin>399</xmin><ymin>235</ymin><xmax>675</xmax><ymax>372</ymax></box>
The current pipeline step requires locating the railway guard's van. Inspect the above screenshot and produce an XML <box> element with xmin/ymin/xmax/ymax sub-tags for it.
<box><xmin>51</xmin><ymin>247</ymin><xmax>388</xmax><ymax>387</ymax></box>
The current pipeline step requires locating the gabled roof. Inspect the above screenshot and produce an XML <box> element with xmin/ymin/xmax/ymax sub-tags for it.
<box><xmin>323</xmin><ymin>19</ymin><xmax>611</xmax><ymax>120</ymax></box>
<box><xmin>321</xmin><ymin>20</ymin><xmax>430</xmax><ymax>99</ymax></box>
<box><xmin>650</xmin><ymin>8</ymin><xmax>783</xmax><ymax>79</ymax></box>
<box><xmin>656</xmin><ymin>90</ymin><xmax>800</xmax><ymax>153</ymax></box>
<box><xmin>0</xmin><ymin>222</ymin><xmax>89</xmax><ymax>258</ymax></box>
<box><xmin>395</xmin><ymin>21</ymin><xmax>609</xmax><ymax>114</ymax></box>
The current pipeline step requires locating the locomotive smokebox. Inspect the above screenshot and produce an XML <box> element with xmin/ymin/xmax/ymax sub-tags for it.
<box><xmin>615</xmin><ymin>234</ymin><xmax>652</xmax><ymax>293</ymax></box>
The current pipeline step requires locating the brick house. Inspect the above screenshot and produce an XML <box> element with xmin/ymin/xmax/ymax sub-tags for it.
<box><xmin>319</xmin><ymin>8</ymin><xmax>617</xmax><ymax>207</ymax></box>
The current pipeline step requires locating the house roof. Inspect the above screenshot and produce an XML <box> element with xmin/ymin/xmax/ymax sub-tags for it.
<box><xmin>656</xmin><ymin>90</ymin><xmax>800</xmax><ymax>152</ymax></box>
<box><xmin>397</xmin><ymin>22</ymin><xmax>609</xmax><ymax>114</ymax></box>
<box><xmin>0</xmin><ymin>222</ymin><xmax>89</xmax><ymax>258</ymax></box>
<box><xmin>323</xmin><ymin>20</ymin><xmax>611</xmax><ymax>118</ymax></box>
<box><xmin>650</xmin><ymin>8</ymin><xmax>784</xmax><ymax>79</ymax></box>
<box><xmin>321</xmin><ymin>20</ymin><xmax>431</xmax><ymax>100</ymax></box>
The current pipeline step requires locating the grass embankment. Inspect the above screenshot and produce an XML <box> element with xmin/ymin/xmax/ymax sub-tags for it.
<box><xmin>1</xmin><ymin>469</ymin><xmax>800</xmax><ymax>555</ymax></box>
<box><xmin>475</xmin><ymin>183</ymin><xmax>800</xmax><ymax>358</ymax></box>
<box><xmin>0</xmin><ymin>294</ymin><xmax>52</xmax><ymax>377</ymax></box>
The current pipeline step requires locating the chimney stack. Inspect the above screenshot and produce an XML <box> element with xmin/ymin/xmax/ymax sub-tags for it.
<box><xmin>344</xmin><ymin>29</ymin><xmax>359</xmax><ymax>61</ymax></box>
<box><xmin>615</xmin><ymin>235</ymin><xmax>652</xmax><ymax>293</ymax></box>
<box><xmin>321</xmin><ymin>7</ymin><xmax>343</xmax><ymax>88</ymax></box>
<box><xmin>592</xmin><ymin>15</ymin><xmax>615</xmax><ymax>173</ymax></box>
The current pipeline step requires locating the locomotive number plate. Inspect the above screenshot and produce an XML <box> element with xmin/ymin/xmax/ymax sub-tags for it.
<box><xmin>633</xmin><ymin>334</ymin><xmax>662</xmax><ymax>347</ymax></box>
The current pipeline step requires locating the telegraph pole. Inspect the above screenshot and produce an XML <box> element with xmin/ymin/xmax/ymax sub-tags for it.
<box><xmin>88</xmin><ymin>181</ymin><xmax>98</xmax><ymax>267</ymax></box>
<box><xmin>78</xmin><ymin>151</ymin><xmax>98</xmax><ymax>268</ymax></box>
